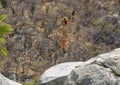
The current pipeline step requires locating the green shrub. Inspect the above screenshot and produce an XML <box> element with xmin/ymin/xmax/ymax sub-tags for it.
<box><xmin>92</xmin><ymin>18</ymin><xmax>116</xmax><ymax>31</ymax></box>
<box><xmin>0</xmin><ymin>14</ymin><xmax>12</xmax><ymax>62</ymax></box>
<box><xmin>91</xmin><ymin>50</ymin><xmax>100</xmax><ymax>57</ymax></box>
<box><xmin>24</xmin><ymin>76</ymin><xmax>39</xmax><ymax>85</ymax></box>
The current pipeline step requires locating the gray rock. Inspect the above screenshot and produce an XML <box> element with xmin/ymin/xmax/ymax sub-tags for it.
<box><xmin>38</xmin><ymin>62</ymin><xmax>83</xmax><ymax>85</ymax></box>
<box><xmin>64</xmin><ymin>48</ymin><xmax>120</xmax><ymax>85</ymax></box>
<box><xmin>64</xmin><ymin>64</ymin><xmax>116</xmax><ymax>85</ymax></box>
<box><xmin>38</xmin><ymin>48</ymin><xmax>120</xmax><ymax>85</ymax></box>
<box><xmin>8</xmin><ymin>73</ymin><xmax>18</xmax><ymax>81</ymax></box>
<box><xmin>0</xmin><ymin>73</ymin><xmax>22</xmax><ymax>85</ymax></box>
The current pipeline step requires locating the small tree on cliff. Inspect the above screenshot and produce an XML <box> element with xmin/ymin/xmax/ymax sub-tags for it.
<box><xmin>0</xmin><ymin>14</ymin><xmax>12</xmax><ymax>62</ymax></box>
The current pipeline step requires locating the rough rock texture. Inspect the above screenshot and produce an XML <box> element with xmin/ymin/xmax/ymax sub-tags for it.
<box><xmin>0</xmin><ymin>0</ymin><xmax>120</xmax><ymax>83</ymax></box>
<box><xmin>38</xmin><ymin>62</ymin><xmax>83</xmax><ymax>85</ymax></box>
<box><xmin>38</xmin><ymin>48</ymin><xmax>120</xmax><ymax>85</ymax></box>
<box><xmin>0</xmin><ymin>73</ymin><xmax>22</xmax><ymax>85</ymax></box>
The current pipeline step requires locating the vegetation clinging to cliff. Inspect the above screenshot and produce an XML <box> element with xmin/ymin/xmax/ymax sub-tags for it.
<box><xmin>0</xmin><ymin>14</ymin><xmax>12</xmax><ymax>62</ymax></box>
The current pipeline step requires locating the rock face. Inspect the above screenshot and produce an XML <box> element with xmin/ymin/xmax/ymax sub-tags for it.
<box><xmin>38</xmin><ymin>62</ymin><xmax>83</xmax><ymax>85</ymax></box>
<box><xmin>38</xmin><ymin>48</ymin><xmax>120</xmax><ymax>85</ymax></box>
<box><xmin>0</xmin><ymin>0</ymin><xmax>120</xmax><ymax>83</ymax></box>
<box><xmin>0</xmin><ymin>73</ymin><xmax>22</xmax><ymax>85</ymax></box>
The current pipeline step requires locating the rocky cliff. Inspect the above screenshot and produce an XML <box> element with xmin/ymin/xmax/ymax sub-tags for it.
<box><xmin>38</xmin><ymin>48</ymin><xmax>120</xmax><ymax>85</ymax></box>
<box><xmin>0</xmin><ymin>0</ymin><xmax>120</xmax><ymax>84</ymax></box>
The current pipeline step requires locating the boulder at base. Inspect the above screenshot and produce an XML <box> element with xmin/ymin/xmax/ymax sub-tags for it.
<box><xmin>38</xmin><ymin>62</ymin><xmax>83</xmax><ymax>85</ymax></box>
<box><xmin>0</xmin><ymin>73</ymin><xmax>22</xmax><ymax>85</ymax></box>
<box><xmin>38</xmin><ymin>48</ymin><xmax>120</xmax><ymax>85</ymax></box>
